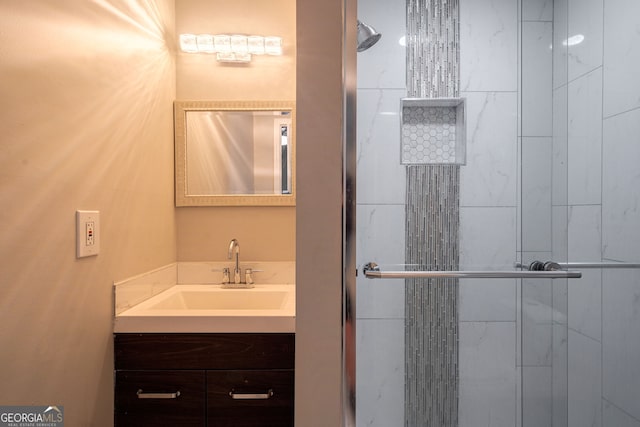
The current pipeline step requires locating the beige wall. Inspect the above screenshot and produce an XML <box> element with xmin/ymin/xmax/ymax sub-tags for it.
<box><xmin>295</xmin><ymin>0</ymin><xmax>348</xmax><ymax>424</ymax></box>
<box><xmin>176</xmin><ymin>207</ymin><xmax>295</xmax><ymax>261</ymax></box>
<box><xmin>175</xmin><ymin>0</ymin><xmax>296</xmax><ymax>262</ymax></box>
<box><xmin>0</xmin><ymin>1</ymin><xmax>176</xmax><ymax>425</ymax></box>
<box><xmin>0</xmin><ymin>1</ymin><xmax>345</xmax><ymax>425</ymax></box>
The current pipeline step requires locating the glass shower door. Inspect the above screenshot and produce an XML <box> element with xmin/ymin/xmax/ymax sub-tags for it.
<box><xmin>518</xmin><ymin>0</ymin><xmax>640</xmax><ymax>425</ymax></box>
<box><xmin>350</xmin><ymin>0</ymin><xmax>640</xmax><ymax>426</ymax></box>
<box><xmin>351</xmin><ymin>0</ymin><xmax>551</xmax><ymax>426</ymax></box>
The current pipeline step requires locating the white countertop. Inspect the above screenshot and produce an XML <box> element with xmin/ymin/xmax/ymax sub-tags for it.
<box><xmin>114</xmin><ymin>284</ymin><xmax>295</xmax><ymax>333</ymax></box>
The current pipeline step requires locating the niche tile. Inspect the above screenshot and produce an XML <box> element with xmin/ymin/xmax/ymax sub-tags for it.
<box><xmin>401</xmin><ymin>98</ymin><xmax>466</xmax><ymax>165</ymax></box>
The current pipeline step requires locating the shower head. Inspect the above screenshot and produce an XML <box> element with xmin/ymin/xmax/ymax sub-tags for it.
<box><xmin>357</xmin><ymin>20</ymin><xmax>382</xmax><ymax>52</ymax></box>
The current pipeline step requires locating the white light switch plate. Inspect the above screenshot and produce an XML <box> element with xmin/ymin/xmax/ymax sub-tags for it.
<box><xmin>76</xmin><ymin>210</ymin><xmax>100</xmax><ymax>258</ymax></box>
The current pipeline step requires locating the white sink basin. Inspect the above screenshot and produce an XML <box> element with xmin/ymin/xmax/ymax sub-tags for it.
<box><xmin>114</xmin><ymin>284</ymin><xmax>295</xmax><ymax>333</ymax></box>
<box><xmin>148</xmin><ymin>289</ymin><xmax>289</xmax><ymax>310</ymax></box>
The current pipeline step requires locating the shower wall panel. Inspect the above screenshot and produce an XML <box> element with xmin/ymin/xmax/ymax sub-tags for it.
<box><xmin>458</xmin><ymin>0</ymin><xmax>520</xmax><ymax>426</ymax></box>
<box><xmin>356</xmin><ymin>0</ymin><xmax>526</xmax><ymax>425</ymax></box>
<box><xmin>355</xmin><ymin>0</ymin><xmax>407</xmax><ymax>426</ymax></box>
<box><xmin>514</xmin><ymin>0</ymin><xmax>558</xmax><ymax>425</ymax></box>
<box><xmin>600</xmin><ymin>1</ymin><xmax>640</xmax><ymax>424</ymax></box>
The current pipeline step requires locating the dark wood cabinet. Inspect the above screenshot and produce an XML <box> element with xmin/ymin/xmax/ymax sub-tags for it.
<box><xmin>207</xmin><ymin>370</ymin><xmax>294</xmax><ymax>427</ymax></box>
<box><xmin>114</xmin><ymin>370</ymin><xmax>205</xmax><ymax>427</ymax></box>
<box><xmin>114</xmin><ymin>333</ymin><xmax>294</xmax><ymax>427</ymax></box>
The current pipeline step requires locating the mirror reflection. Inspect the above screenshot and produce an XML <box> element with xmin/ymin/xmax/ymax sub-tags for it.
<box><xmin>186</xmin><ymin>110</ymin><xmax>292</xmax><ymax>195</ymax></box>
<box><xmin>174</xmin><ymin>101</ymin><xmax>295</xmax><ymax>206</ymax></box>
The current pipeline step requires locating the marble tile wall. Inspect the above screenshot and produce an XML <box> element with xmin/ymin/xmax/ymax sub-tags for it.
<box><xmin>602</xmin><ymin>0</ymin><xmax>640</xmax><ymax>117</ymax></box>
<box><xmin>459</xmin><ymin>0</ymin><xmax>520</xmax><ymax>425</ymax></box>
<box><xmin>113</xmin><ymin>263</ymin><xmax>177</xmax><ymax>314</ymax></box>
<box><xmin>602</xmin><ymin>108</ymin><xmax>640</xmax><ymax>261</ymax></box>
<box><xmin>567</xmin><ymin>68</ymin><xmax>603</xmax><ymax>206</ymax></box>
<box><xmin>554</xmin><ymin>1</ymin><xmax>603</xmax><ymax>426</ymax></box>
<box><xmin>354</xmin><ymin>0</ymin><xmax>640</xmax><ymax>425</ymax></box>
<box><xmin>603</xmin><ymin>400</ymin><xmax>640</xmax><ymax>427</ymax></box>
<box><xmin>460</xmin><ymin>0</ymin><xmax>518</xmax><ymax>92</ymax></box>
<box><xmin>522</xmin><ymin>137</ymin><xmax>553</xmax><ymax>253</ymax></box>
<box><xmin>459</xmin><ymin>322</ymin><xmax>517</xmax><ymax>427</ymax></box>
<box><xmin>567</xmin><ymin>0</ymin><xmax>603</xmax><ymax>82</ymax></box>
<box><xmin>567</xmin><ymin>206</ymin><xmax>601</xmax><ymax>340</ymax></box>
<box><xmin>550</xmin><ymin>11</ymin><xmax>570</xmax><ymax>427</ymax></box>
<box><xmin>355</xmin><ymin>0</ymin><xmax>407</xmax><ymax>425</ymax></box>
<box><xmin>602</xmin><ymin>270</ymin><xmax>640</xmax><ymax>423</ymax></box>
<box><xmin>522</xmin><ymin>21</ymin><xmax>553</xmax><ymax>136</ymax></box>
<box><xmin>558</xmin><ymin>0</ymin><xmax>600</xmax><ymax>425</ymax></box>
<box><xmin>552</xmin><ymin>324</ymin><xmax>569</xmax><ymax>426</ymax></box>
<box><xmin>522</xmin><ymin>366</ymin><xmax>553</xmax><ymax>427</ymax></box>
<box><xmin>357</xmin><ymin>0</ymin><xmax>520</xmax><ymax>424</ymax></box>
<box><xmin>555</xmin><ymin>0</ymin><xmax>640</xmax><ymax>426</ymax></box>
<box><xmin>568</xmin><ymin>330</ymin><xmax>602</xmax><ymax>426</ymax></box>
<box><xmin>519</xmin><ymin>1</ymin><xmax>565</xmax><ymax>426</ymax></box>
<box><xmin>356</xmin><ymin>319</ymin><xmax>405</xmax><ymax>425</ymax></box>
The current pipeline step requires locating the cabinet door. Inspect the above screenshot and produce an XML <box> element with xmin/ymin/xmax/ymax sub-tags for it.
<box><xmin>207</xmin><ymin>370</ymin><xmax>294</xmax><ymax>427</ymax></box>
<box><xmin>115</xmin><ymin>370</ymin><xmax>205</xmax><ymax>427</ymax></box>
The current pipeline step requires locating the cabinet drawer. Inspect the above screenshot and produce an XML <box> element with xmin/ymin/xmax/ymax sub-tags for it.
<box><xmin>114</xmin><ymin>333</ymin><xmax>295</xmax><ymax>370</ymax></box>
<box><xmin>115</xmin><ymin>370</ymin><xmax>205</xmax><ymax>427</ymax></box>
<box><xmin>207</xmin><ymin>370</ymin><xmax>294</xmax><ymax>427</ymax></box>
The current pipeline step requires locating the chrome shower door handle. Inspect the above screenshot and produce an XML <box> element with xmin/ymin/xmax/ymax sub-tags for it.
<box><xmin>515</xmin><ymin>261</ymin><xmax>640</xmax><ymax>270</ymax></box>
<box><xmin>362</xmin><ymin>262</ymin><xmax>582</xmax><ymax>279</ymax></box>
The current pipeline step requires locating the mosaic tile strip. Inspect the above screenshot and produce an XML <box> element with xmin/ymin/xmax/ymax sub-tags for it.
<box><xmin>405</xmin><ymin>166</ymin><xmax>460</xmax><ymax>427</ymax></box>
<box><xmin>407</xmin><ymin>0</ymin><xmax>460</xmax><ymax>98</ymax></box>
<box><xmin>405</xmin><ymin>0</ymin><xmax>460</xmax><ymax>426</ymax></box>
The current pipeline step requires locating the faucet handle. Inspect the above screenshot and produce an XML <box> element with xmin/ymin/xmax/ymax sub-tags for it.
<box><xmin>245</xmin><ymin>268</ymin><xmax>255</xmax><ymax>286</ymax></box>
<box><xmin>222</xmin><ymin>267</ymin><xmax>230</xmax><ymax>284</ymax></box>
<box><xmin>244</xmin><ymin>268</ymin><xmax>262</xmax><ymax>287</ymax></box>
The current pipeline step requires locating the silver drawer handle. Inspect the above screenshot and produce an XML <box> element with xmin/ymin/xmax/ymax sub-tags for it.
<box><xmin>137</xmin><ymin>389</ymin><xmax>181</xmax><ymax>399</ymax></box>
<box><xmin>229</xmin><ymin>389</ymin><xmax>274</xmax><ymax>400</ymax></box>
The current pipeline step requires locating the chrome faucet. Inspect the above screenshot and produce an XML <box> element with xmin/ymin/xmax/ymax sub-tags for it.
<box><xmin>227</xmin><ymin>238</ymin><xmax>241</xmax><ymax>284</ymax></box>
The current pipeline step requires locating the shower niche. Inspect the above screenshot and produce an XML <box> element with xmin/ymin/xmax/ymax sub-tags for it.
<box><xmin>400</xmin><ymin>97</ymin><xmax>466</xmax><ymax>165</ymax></box>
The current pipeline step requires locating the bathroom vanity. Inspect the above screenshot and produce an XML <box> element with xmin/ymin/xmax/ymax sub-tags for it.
<box><xmin>114</xmin><ymin>333</ymin><xmax>294</xmax><ymax>426</ymax></box>
<box><xmin>113</xmin><ymin>263</ymin><xmax>297</xmax><ymax>427</ymax></box>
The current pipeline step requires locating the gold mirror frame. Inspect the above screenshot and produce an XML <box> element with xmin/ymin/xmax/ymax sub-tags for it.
<box><xmin>174</xmin><ymin>100</ymin><xmax>296</xmax><ymax>206</ymax></box>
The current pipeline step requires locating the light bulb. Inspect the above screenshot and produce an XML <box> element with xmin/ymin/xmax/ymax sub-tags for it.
<box><xmin>196</xmin><ymin>34</ymin><xmax>214</xmax><ymax>53</ymax></box>
<box><xmin>248</xmin><ymin>36</ymin><xmax>265</xmax><ymax>55</ymax></box>
<box><xmin>179</xmin><ymin>34</ymin><xmax>198</xmax><ymax>53</ymax></box>
<box><xmin>230</xmin><ymin>35</ymin><xmax>248</xmax><ymax>54</ymax></box>
<box><xmin>264</xmin><ymin>36</ymin><xmax>283</xmax><ymax>55</ymax></box>
<box><xmin>214</xmin><ymin>35</ymin><xmax>231</xmax><ymax>53</ymax></box>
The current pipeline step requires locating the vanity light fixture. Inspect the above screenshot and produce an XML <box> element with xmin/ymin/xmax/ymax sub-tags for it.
<box><xmin>179</xmin><ymin>33</ymin><xmax>283</xmax><ymax>63</ymax></box>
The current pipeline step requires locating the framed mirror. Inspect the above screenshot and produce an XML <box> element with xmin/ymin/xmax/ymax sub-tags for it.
<box><xmin>174</xmin><ymin>100</ymin><xmax>295</xmax><ymax>206</ymax></box>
